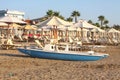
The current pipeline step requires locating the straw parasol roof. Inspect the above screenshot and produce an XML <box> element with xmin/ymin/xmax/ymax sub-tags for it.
<box><xmin>74</xmin><ymin>20</ymin><xmax>97</xmax><ymax>29</ymax></box>
<box><xmin>0</xmin><ymin>22</ymin><xmax>8</xmax><ymax>26</ymax></box>
<box><xmin>24</xmin><ymin>25</ymin><xmax>36</xmax><ymax>30</ymax></box>
<box><xmin>9</xmin><ymin>23</ymin><xmax>23</xmax><ymax>29</ymax></box>
<box><xmin>108</xmin><ymin>28</ymin><xmax>120</xmax><ymax>33</ymax></box>
<box><xmin>36</xmin><ymin>16</ymin><xmax>73</xmax><ymax>40</ymax></box>
<box><xmin>91</xmin><ymin>28</ymin><xmax>105</xmax><ymax>33</ymax></box>
<box><xmin>36</xmin><ymin>16</ymin><xmax>73</xmax><ymax>27</ymax></box>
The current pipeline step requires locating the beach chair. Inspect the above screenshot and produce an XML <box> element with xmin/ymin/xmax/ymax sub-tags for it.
<box><xmin>68</xmin><ymin>37</ymin><xmax>73</xmax><ymax>43</ymax></box>
<box><xmin>18</xmin><ymin>35</ymin><xmax>24</xmax><ymax>41</ymax></box>
<box><xmin>44</xmin><ymin>36</ymin><xmax>50</xmax><ymax>43</ymax></box>
<box><xmin>33</xmin><ymin>35</ymin><xmax>38</xmax><ymax>39</ymax></box>
<box><xmin>50</xmin><ymin>39</ymin><xmax>58</xmax><ymax>44</ymax></box>
<box><xmin>0</xmin><ymin>38</ymin><xmax>6</xmax><ymax>44</ymax></box>
<box><xmin>77</xmin><ymin>41</ymin><xmax>82</xmax><ymax>46</ymax></box>
<box><xmin>23</xmin><ymin>35</ymin><xmax>28</xmax><ymax>41</ymax></box>
<box><xmin>1</xmin><ymin>39</ymin><xmax>21</xmax><ymax>49</ymax></box>
<box><xmin>112</xmin><ymin>38</ymin><xmax>118</xmax><ymax>45</ymax></box>
<box><xmin>35</xmin><ymin>40</ymin><xmax>44</xmax><ymax>49</ymax></box>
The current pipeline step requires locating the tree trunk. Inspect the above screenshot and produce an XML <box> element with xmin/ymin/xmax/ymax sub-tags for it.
<box><xmin>75</xmin><ymin>16</ymin><xmax>77</xmax><ymax>23</ymax></box>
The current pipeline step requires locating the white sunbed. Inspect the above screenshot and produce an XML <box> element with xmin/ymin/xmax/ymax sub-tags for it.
<box><xmin>1</xmin><ymin>39</ymin><xmax>21</xmax><ymax>49</ymax></box>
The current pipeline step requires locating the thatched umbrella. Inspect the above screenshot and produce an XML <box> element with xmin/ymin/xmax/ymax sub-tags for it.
<box><xmin>0</xmin><ymin>16</ymin><xmax>26</xmax><ymax>37</ymax></box>
<box><xmin>36</xmin><ymin>16</ymin><xmax>73</xmax><ymax>43</ymax></box>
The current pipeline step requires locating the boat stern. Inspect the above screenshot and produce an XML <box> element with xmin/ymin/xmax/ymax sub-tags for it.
<box><xmin>102</xmin><ymin>54</ymin><xmax>109</xmax><ymax>58</ymax></box>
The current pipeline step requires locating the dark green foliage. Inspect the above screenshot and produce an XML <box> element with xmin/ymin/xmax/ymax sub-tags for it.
<box><xmin>71</xmin><ymin>10</ymin><xmax>80</xmax><ymax>23</ymax></box>
<box><xmin>66</xmin><ymin>17</ymin><xmax>73</xmax><ymax>22</ymax></box>
<box><xmin>112</xmin><ymin>25</ymin><xmax>120</xmax><ymax>30</ymax></box>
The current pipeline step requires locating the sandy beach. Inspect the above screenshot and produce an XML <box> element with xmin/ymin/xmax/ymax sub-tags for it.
<box><xmin>0</xmin><ymin>45</ymin><xmax>120</xmax><ymax>80</ymax></box>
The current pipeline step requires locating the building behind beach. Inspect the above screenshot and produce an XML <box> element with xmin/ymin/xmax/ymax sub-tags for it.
<box><xmin>0</xmin><ymin>9</ymin><xmax>25</xmax><ymax>20</ymax></box>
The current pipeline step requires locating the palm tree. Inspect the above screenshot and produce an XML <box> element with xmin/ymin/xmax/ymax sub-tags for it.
<box><xmin>46</xmin><ymin>10</ymin><xmax>54</xmax><ymax>17</ymax></box>
<box><xmin>46</xmin><ymin>10</ymin><xmax>65</xmax><ymax>20</ymax></box>
<box><xmin>88</xmin><ymin>20</ymin><xmax>93</xmax><ymax>24</ymax></box>
<box><xmin>104</xmin><ymin>20</ymin><xmax>109</xmax><ymax>25</ymax></box>
<box><xmin>71</xmin><ymin>10</ymin><xmax>80</xmax><ymax>23</ymax></box>
<box><xmin>66</xmin><ymin>17</ymin><xmax>73</xmax><ymax>22</ymax></box>
<box><xmin>98</xmin><ymin>15</ymin><xmax>105</xmax><ymax>28</ymax></box>
<box><xmin>103</xmin><ymin>20</ymin><xmax>109</xmax><ymax>29</ymax></box>
<box><xmin>113</xmin><ymin>25</ymin><xmax>120</xmax><ymax>30</ymax></box>
<box><xmin>94</xmin><ymin>23</ymin><xmax>100</xmax><ymax>27</ymax></box>
<box><xmin>53</xmin><ymin>11</ymin><xmax>60</xmax><ymax>17</ymax></box>
<box><xmin>58</xmin><ymin>15</ymin><xmax>65</xmax><ymax>20</ymax></box>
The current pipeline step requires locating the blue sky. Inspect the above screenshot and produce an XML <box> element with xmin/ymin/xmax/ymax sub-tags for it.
<box><xmin>0</xmin><ymin>0</ymin><xmax>120</xmax><ymax>26</ymax></box>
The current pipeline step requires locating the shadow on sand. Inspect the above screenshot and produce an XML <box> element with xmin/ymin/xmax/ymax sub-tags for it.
<box><xmin>0</xmin><ymin>53</ymin><xmax>31</xmax><ymax>58</ymax></box>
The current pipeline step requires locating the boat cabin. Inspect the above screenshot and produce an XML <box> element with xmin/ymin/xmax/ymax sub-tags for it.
<box><xmin>43</xmin><ymin>43</ymin><xmax>80</xmax><ymax>52</ymax></box>
<box><xmin>43</xmin><ymin>44</ymin><xmax>59</xmax><ymax>51</ymax></box>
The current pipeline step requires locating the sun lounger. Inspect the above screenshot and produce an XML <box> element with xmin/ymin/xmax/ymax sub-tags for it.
<box><xmin>68</xmin><ymin>37</ymin><xmax>73</xmax><ymax>43</ymax></box>
<box><xmin>18</xmin><ymin>35</ymin><xmax>24</xmax><ymax>41</ymax></box>
<box><xmin>1</xmin><ymin>39</ymin><xmax>21</xmax><ymax>49</ymax></box>
<box><xmin>35</xmin><ymin>40</ymin><xmax>44</xmax><ymax>48</ymax></box>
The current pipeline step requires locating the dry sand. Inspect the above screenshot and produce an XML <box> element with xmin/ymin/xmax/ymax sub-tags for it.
<box><xmin>0</xmin><ymin>45</ymin><xmax>120</xmax><ymax>80</ymax></box>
